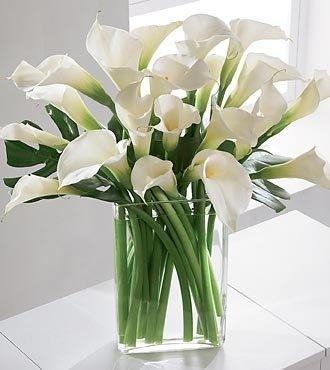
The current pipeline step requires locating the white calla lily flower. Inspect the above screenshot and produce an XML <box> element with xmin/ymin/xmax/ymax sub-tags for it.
<box><xmin>252</xmin><ymin>148</ymin><xmax>330</xmax><ymax>189</ymax></box>
<box><xmin>131</xmin><ymin>21</ymin><xmax>182</xmax><ymax>70</ymax></box>
<box><xmin>154</xmin><ymin>94</ymin><xmax>200</xmax><ymax>151</ymax></box>
<box><xmin>27</xmin><ymin>84</ymin><xmax>102</xmax><ymax>130</ymax></box>
<box><xmin>86</xmin><ymin>16</ymin><xmax>143</xmax><ymax>90</ymax></box>
<box><xmin>115</xmin><ymin>82</ymin><xmax>153</xmax><ymax>158</ymax></box>
<box><xmin>131</xmin><ymin>155</ymin><xmax>177</xmax><ymax>199</ymax></box>
<box><xmin>186</xmin><ymin>150</ymin><xmax>252</xmax><ymax>230</ymax></box>
<box><xmin>152</xmin><ymin>54</ymin><xmax>211</xmax><ymax>91</ymax></box>
<box><xmin>201</xmin><ymin>151</ymin><xmax>253</xmax><ymax>231</ymax></box>
<box><xmin>57</xmin><ymin>130</ymin><xmax>131</xmax><ymax>188</ymax></box>
<box><xmin>176</xmin><ymin>14</ymin><xmax>232</xmax><ymax>59</ymax></box>
<box><xmin>4</xmin><ymin>175</ymin><xmax>79</xmax><ymax>214</ymax></box>
<box><xmin>148</xmin><ymin>71</ymin><xmax>175</xmax><ymax>98</ymax></box>
<box><xmin>10</xmin><ymin>55</ymin><xmax>113</xmax><ymax>107</ymax></box>
<box><xmin>230</xmin><ymin>19</ymin><xmax>288</xmax><ymax>52</ymax></box>
<box><xmin>283</xmin><ymin>70</ymin><xmax>330</xmax><ymax>124</ymax></box>
<box><xmin>220</xmin><ymin>20</ymin><xmax>288</xmax><ymax>96</ymax></box>
<box><xmin>200</xmin><ymin>106</ymin><xmax>257</xmax><ymax>151</ymax></box>
<box><xmin>251</xmin><ymin>79</ymin><xmax>287</xmax><ymax>137</ymax></box>
<box><xmin>227</xmin><ymin>53</ymin><xmax>303</xmax><ymax>107</ymax></box>
<box><xmin>0</xmin><ymin>123</ymin><xmax>68</xmax><ymax>150</ymax></box>
<box><xmin>196</xmin><ymin>55</ymin><xmax>224</xmax><ymax>114</ymax></box>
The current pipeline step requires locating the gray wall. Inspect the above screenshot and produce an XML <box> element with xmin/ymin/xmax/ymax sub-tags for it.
<box><xmin>0</xmin><ymin>0</ymin><xmax>129</xmax><ymax>320</ymax></box>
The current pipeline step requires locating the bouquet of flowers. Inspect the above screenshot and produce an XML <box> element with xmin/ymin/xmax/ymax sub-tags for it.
<box><xmin>1</xmin><ymin>14</ymin><xmax>330</xmax><ymax>352</ymax></box>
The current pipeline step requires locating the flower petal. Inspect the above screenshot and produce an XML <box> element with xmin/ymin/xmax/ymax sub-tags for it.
<box><xmin>86</xmin><ymin>16</ymin><xmax>142</xmax><ymax>89</ymax></box>
<box><xmin>4</xmin><ymin>175</ymin><xmax>78</xmax><ymax>214</ymax></box>
<box><xmin>201</xmin><ymin>151</ymin><xmax>252</xmax><ymax>230</ymax></box>
<box><xmin>230</xmin><ymin>19</ymin><xmax>288</xmax><ymax>50</ymax></box>
<box><xmin>177</xmin><ymin>14</ymin><xmax>232</xmax><ymax>59</ymax></box>
<box><xmin>228</xmin><ymin>53</ymin><xmax>304</xmax><ymax>107</ymax></box>
<box><xmin>196</xmin><ymin>54</ymin><xmax>225</xmax><ymax>114</ymax></box>
<box><xmin>9</xmin><ymin>61</ymin><xmax>45</xmax><ymax>91</ymax></box>
<box><xmin>131</xmin><ymin>155</ymin><xmax>177</xmax><ymax>199</ymax></box>
<box><xmin>57</xmin><ymin>130</ymin><xmax>118</xmax><ymax>187</ymax></box>
<box><xmin>252</xmin><ymin>80</ymin><xmax>287</xmax><ymax>136</ymax></box>
<box><xmin>253</xmin><ymin>148</ymin><xmax>330</xmax><ymax>189</ymax></box>
<box><xmin>152</xmin><ymin>54</ymin><xmax>211</xmax><ymax>91</ymax></box>
<box><xmin>131</xmin><ymin>21</ymin><xmax>182</xmax><ymax>70</ymax></box>
<box><xmin>27</xmin><ymin>84</ymin><xmax>102</xmax><ymax>130</ymax></box>
<box><xmin>115</xmin><ymin>82</ymin><xmax>153</xmax><ymax>132</ymax></box>
<box><xmin>0</xmin><ymin>123</ymin><xmax>69</xmax><ymax>150</ymax></box>
<box><xmin>201</xmin><ymin>106</ymin><xmax>257</xmax><ymax>150</ymax></box>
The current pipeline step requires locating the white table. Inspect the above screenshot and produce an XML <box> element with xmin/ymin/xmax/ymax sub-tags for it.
<box><xmin>0</xmin><ymin>211</ymin><xmax>329</xmax><ymax>370</ymax></box>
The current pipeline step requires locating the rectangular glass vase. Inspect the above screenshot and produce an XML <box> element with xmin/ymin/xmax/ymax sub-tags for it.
<box><xmin>114</xmin><ymin>199</ymin><xmax>228</xmax><ymax>354</ymax></box>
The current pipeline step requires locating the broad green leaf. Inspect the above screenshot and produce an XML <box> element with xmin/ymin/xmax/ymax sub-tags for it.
<box><xmin>253</xmin><ymin>179</ymin><xmax>290</xmax><ymax>200</ymax></box>
<box><xmin>218</xmin><ymin>140</ymin><xmax>235</xmax><ymax>155</ymax></box>
<box><xmin>46</xmin><ymin>104</ymin><xmax>79</xmax><ymax>141</ymax></box>
<box><xmin>5</xmin><ymin>141</ymin><xmax>59</xmax><ymax>168</ymax></box>
<box><xmin>252</xmin><ymin>185</ymin><xmax>286</xmax><ymax>212</ymax></box>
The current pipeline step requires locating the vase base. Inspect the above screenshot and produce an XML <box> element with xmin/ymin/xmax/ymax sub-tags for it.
<box><xmin>118</xmin><ymin>337</ymin><xmax>223</xmax><ymax>354</ymax></box>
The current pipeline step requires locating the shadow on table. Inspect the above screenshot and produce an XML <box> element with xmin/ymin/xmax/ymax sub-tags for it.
<box><xmin>72</xmin><ymin>341</ymin><xmax>220</xmax><ymax>370</ymax></box>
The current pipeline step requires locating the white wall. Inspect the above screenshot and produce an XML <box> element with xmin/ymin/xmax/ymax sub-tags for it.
<box><xmin>0</xmin><ymin>0</ymin><xmax>128</xmax><ymax>320</ymax></box>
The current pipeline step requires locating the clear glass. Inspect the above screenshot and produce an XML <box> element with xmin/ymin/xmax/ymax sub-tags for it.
<box><xmin>114</xmin><ymin>199</ymin><xmax>228</xmax><ymax>354</ymax></box>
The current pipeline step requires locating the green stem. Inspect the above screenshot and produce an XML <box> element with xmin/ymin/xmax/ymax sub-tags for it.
<box><xmin>114</xmin><ymin>206</ymin><xmax>129</xmax><ymax>343</ymax></box>
<box><xmin>123</xmin><ymin>212</ymin><xmax>144</xmax><ymax>347</ymax></box>
<box><xmin>152</xmin><ymin>188</ymin><xmax>203</xmax><ymax>296</ymax></box>
<box><xmin>154</xmin><ymin>254</ymin><xmax>174</xmax><ymax>343</ymax></box>
<box><xmin>145</xmin><ymin>234</ymin><xmax>163</xmax><ymax>343</ymax></box>
<box><xmin>196</xmin><ymin>182</ymin><xmax>219</xmax><ymax>345</ymax></box>
<box><xmin>128</xmin><ymin>205</ymin><xmax>195</xmax><ymax>341</ymax></box>
<box><xmin>207</xmin><ymin>211</ymin><xmax>216</xmax><ymax>254</ymax></box>
<box><xmin>137</xmin><ymin>219</ymin><xmax>149</xmax><ymax>339</ymax></box>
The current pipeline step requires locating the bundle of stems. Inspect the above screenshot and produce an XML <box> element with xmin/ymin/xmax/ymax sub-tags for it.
<box><xmin>114</xmin><ymin>184</ymin><xmax>225</xmax><ymax>348</ymax></box>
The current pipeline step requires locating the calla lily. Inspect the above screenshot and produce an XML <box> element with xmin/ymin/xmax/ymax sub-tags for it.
<box><xmin>131</xmin><ymin>155</ymin><xmax>177</xmax><ymax>199</ymax></box>
<box><xmin>86</xmin><ymin>16</ymin><xmax>143</xmax><ymax>90</ymax></box>
<box><xmin>186</xmin><ymin>150</ymin><xmax>252</xmax><ymax>230</ymax></box>
<box><xmin>10</xmin><ymin>55</ymin><xmax>113</xmax><ymax>107</ymax></box>
<box><xmin>27</xmin><ymin>84</ymin><xmax>102</xmax><ymax>131</ymax></box>
<box><xmin>131</xmin><ymin>21</ymin><xmax>182</xmax><ymax>70</ymax></box>
<box><xmin>152</xmin><ymin>54</ymin><xmax>211</xmax><ymax>91</ymax></box>
<box><xmin>57</xmin><ymin>130</ymin><xmax>131</xmax><ymax>188</ymax></box>
<box><xmin>251</xmin><ymin>79</ymin><xmax>287</xmax><ymax>137</ymax></box>
<box><xmin>282</xmin><ymin>70</ymin><xmax>330</xmax><ymax>125</ymax></box>
<box><xmin>200</xmin><ymin>105</ymin><xmax>257</xmax><ymax>152</ymax></box>
<box><xmin>201</xmin><ymin>80</ymin><xmax>286</xmax><ymax>158</ymax></box>
<box><xmin>226</xmin><ymin>53</ymin><xmax>303</xmax><ymax>107</ymax></box>
<box><xmin>251</xmin><ymin>148</ymin><xmax>330</xmax><ymax>189</ymax></box>
<box><xmin>0</xmin><ymin>123</ymin><xmax>68</xmax><ymax>150</ymax></box>
<box><xmin>176</xmin><ymin>14</ymin><xmax>232</xmax><ymax>59</ymax></box>
<box><xmin>220</xmin><ymin>20</ymin><xmax>288</xmax><ymax>98</ymax></box>
<box><xmin>230</xmin><ymin>19</ymin><xmax>288</xmax><ymax>52</ymax></box>
<box><xmin>4</xmin><ymin>175</ymin><xmax>79</xmax><ymax>214</ymax></box>
<box><xmin>154</xmin><ymin>94</ymin><xmax>200</xmax><ymax>151</ymax></box>
<box><xmin>115</xmin><ymin>82</ymin><xmax>153</xmax><ymax>158</ymax></box>
<box><xmin>195</xmin><ymin>55</ymin><xmax>224</xmax><ymax>115</ymax></box>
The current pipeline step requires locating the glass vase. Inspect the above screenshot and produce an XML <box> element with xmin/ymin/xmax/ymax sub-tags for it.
<box><xmin>114</xmin><ymin>198</ymin><xmax>229</xmax><ymax>354</ymax></box>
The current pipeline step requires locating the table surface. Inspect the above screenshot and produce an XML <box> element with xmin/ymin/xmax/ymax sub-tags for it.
<box><xmin>0</xmin><ymin>211</ymin><xmax>329</xmax><ymax>370</ymax></box>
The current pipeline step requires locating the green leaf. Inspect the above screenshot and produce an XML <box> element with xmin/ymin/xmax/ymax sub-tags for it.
<box><xmin>21</xmin><ymin>120</ymin><xmax>43</xmax><ymax>130</ymax></box>
<box><xmin>46</xmin><ymin>104</ymin><xmax>79</xmax><ymax>141</ymax></box>
<box><xmin>5</xmin><ymin>141</ymin><xmax>59</xmax><ymax>168</ymax></box>
<box><xmin>253</xmin><ymin>179</ymin><xmax>290</xmax><ymax>200</ymax></box>
<box><xmin>177</xmin><ymin>135</ymin><xmax>200</xmax><ymax>171</ymax></box>
<box><xmin>3</xmin><ymin>140</ymin><xmax>60</xmax><ymax>188</ymax></box>
<box><xmin>108</xmin><ymin>115</ymin><xmax>123</xmax><ymax>142</ymax></box>
<box><xmin>252</xmin><ymin>185</ymin><xmax>286</xmax><ymax>212</ymax></box>
<box><xmin>244</xmin><ymin>153</ymin><xmax>291</xmax><ymax>173</ymax></box>
<box><xmin>4</xmin><ymin>160</ymin><xmax>58</xmax><ymax>188</ymax></box>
